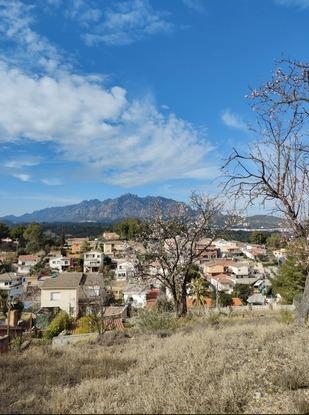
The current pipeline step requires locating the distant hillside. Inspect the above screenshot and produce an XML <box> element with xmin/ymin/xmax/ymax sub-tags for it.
<box><xmin>1</xmin><ymin>194</ymin><xmax>187</xmax><ymax>224</ymax></box>
<box><xmin>232</xmin><ymin>214</ymin><xmax>284</xmax><ymax>229</ymax></box>
<box><xmin>1</xmin><ymin>193</ymin><xmax>283</xmax><ymax>229</ymax></box>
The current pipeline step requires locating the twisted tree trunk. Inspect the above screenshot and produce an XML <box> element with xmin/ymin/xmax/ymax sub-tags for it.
<box><xmin>175</xmin><ymin>288</ymin><xmax>188</xmax><ymax>318</ymax></box>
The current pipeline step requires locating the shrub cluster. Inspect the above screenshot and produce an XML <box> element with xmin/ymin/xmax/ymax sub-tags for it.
<box><xmin>44</xmin><ymin>311</ymin><xmax>71</xmax><ymax>339</ymax></box>
<box><xmin>74</xmin><ymin>316</ymin><xmax>96</xmax><ymax>334</ymax></box>
<box><xmin>137</xmin><ymin>308</ymin><xmax>178</xmax><ymax>333</ymax></box>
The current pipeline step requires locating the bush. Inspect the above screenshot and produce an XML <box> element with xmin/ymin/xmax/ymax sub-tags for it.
<box><xmin>206</xmin><ymin>310</ymin><xmax>221</xmax><ymax>326</ymax></box>
<box><xmin>278</xmin><ymin>308</ymin><xmax>294</xmax><ymax>325</ymax></box>
<box><xmin>44</xmin><ymin>311</ymin><xmax>71</xmax><ymax>339</ymax></box>
<box><xmin>219</xmin><ymin>292</ymin><xmax>234</xmax><ymax>307</ymax></box>
<box><xmin>137</xmin><ymin>309</ymin><xmax>178</xmax><ymax>333</ymax></box>
<box><xmin>156</xmin><ymin>294</ymin><xmax>174</xmax><ymax>312</ymax></box>
<box><xmin>75</xmin><ymin>316</ymin><xmax>96</xmax><ymax>334</ymax></box>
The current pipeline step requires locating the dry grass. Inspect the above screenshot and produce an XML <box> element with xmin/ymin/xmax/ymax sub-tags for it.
<box><xmin>0</xmin><ymin>311</ymin><xmax>308</xmax><ymax>414</ymax></box>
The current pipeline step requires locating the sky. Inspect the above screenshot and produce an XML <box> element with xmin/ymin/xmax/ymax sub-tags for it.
<box><xmin>0</xmin><ymin>0</ymin><xmax>309</xmax><ymax>216</ymax></box>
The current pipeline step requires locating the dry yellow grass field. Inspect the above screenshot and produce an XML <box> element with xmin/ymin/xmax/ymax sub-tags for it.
<box><xmin>0</xmin><ymin>311</ymin><xmax>308</xmax><ymax>414</ymax></box>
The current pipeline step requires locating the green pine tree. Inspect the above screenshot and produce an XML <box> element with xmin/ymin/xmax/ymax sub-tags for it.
<box><xmin>271</xmin><ymin>256</ymin><xmax>307</xmax><ymax>304</ymax></box>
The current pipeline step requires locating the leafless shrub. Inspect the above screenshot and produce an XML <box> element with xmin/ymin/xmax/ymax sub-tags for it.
<box><xmin>294</xmin><ymin>394</ymin><xmax>309</xmax><ymax>414</ymax></box>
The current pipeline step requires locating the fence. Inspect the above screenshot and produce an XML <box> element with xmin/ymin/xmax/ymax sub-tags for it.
<box><xmin>0</xmin><ymin>335</ymin><xmax>9</xmax><ymax>353</ymax></box>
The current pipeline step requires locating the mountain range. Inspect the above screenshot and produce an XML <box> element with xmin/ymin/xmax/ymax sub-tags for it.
<box><xmin>1</xmin><ymin>193</ymin><xmax>283</xmax><ymax>229</ymax></box>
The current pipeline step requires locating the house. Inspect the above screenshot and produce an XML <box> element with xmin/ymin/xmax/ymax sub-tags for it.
<box><xmin>123</xmin><ymin>284</ymin><xmax>150</xmax><ymax>308</ymax></box>
<box><xmin>228</xmin><ymin>262</ymin><xmax>250</xmax><ymax>278</ymax></box>
<box><xmin>49</xmin><ymin>256</ymin><xmax>70</xmax><ymax>273</ymax></box>
<box><xmin>0</xmin><ymin>273</ymin><xmax>26</xmax><ymax>299</ymax></box>
<box><xmin>40</xmin><ymin>273</ymin><xmax>82</xmax><ymax>317</ymax></box>
<box><xmin>111</xmin><ymin>280</ymin><xmax>127</xmax><ymax>301</ymax></box>
<box><xmin>83</xmin><ymin>251</ymin><xmax>104</xmax><ymax>273</ymax></box>
<box><xmin>242</xmin><ymin>244</ymin><xmax>267</xmax><ymax>260</ymax></box>
<box><xmin>229</xmin><ymin>276</ymin><xmax>259</xmax><ymax>286</ymax></box>
<box><xmin>195</xmin><ymin>239</ymin><xmax>219</xmax><ymax>263</ymax></box>
<box><xmin>213</xmin><ymin>240</ymin><xmax>243</xmax><ymax>258</ymax></box>
<box><xmin>247</xmin><ymin>293</ymin><xmax>266</xmax><ymax>305</ymax></box>
<box><xmin>209</xmin><ymin>274</ymin><xmax>235</xmax><ymax>293</ymax></box>
<box><xmin>115</xmin><ymin>260</ymin><xmax>134</xmax><ymax>280</ymax></box>
<box><xmin>40</xmin><ymin>272</ymin><xmax>104</xmax><ymax>317</ymax></box>
<box><xmin>66</xmin><ymin>237</ymin><xmax>90</xmax><ymax>254</ymax></box>
<box><xmin>102</xmin><ymin>232</ymin><xmax>120</xmax><ymax>241</ymax></box>
<box><xmin>17</xmin><ymin>255</ymin><xmax>39</xmax><ymax>275</ymax></box>
<box><xmin>103</xmin><ymin>240</ymin><xmax>125</xmax><ymax>258</ymax></box>
<box><xmin>203</xmin><ymin>259</ymin><xmax>235</xmax><ymax>276</ymax></box>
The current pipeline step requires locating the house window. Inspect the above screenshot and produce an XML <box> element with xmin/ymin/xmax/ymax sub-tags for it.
<box><xmin>50</xmin><ymin>292</ymin><xmax>61</xmax><ymax>301</ymax></box>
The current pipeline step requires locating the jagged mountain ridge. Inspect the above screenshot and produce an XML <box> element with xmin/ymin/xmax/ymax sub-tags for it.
<box><xmin>2</xmin><ymin>194</ymin><xmax>188</xmax><ymax>223</ymax></box>
<box><xmin>1</xmin><ymin>193</ymin><xmax>283</xmax><ymax>228</ymax></box>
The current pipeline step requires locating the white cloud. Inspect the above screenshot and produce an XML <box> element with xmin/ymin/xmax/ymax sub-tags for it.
<box><xmin>41</xmin><ymin>178</ymin><xmax>63</xmax><ymax>186</ymax></box>
<box><xmin>12</xmin><ymin>173</ymin><xmax>31</xmax><ymax>182</ymax></box>
<box><xmin>0</xmin><ymin>61</ymin><xmax>211</xmax><ymax>186</ymax></box>
<box><xmin>274</xmin><ymin>0</ymin><xmax>309</xmax><ymax>9</ymax></box>
<box><xmin>0</xmin><ymin>0</ymin><xmax>64</xmax><ymax>72</ymax></box>
<box><xmin>0</xmin><ymin>191</ymin><xmax>80</xmax><ymax>205</ymax></box>
<box><xmin>182</xmin><ymin>0</ymin><xmax>206</xmax><ymax>13</ymax></box>
<box><xmin>4</xmin><ymin>157</ymin><xmax>41</xmax><ymax>169</ymax></box>
<box><xmin>77</xmin><ymin>0</ymin><xmax>173</xmax><ymax>46</ymax></box>
<box><xmin>0</xmin><ymin>1</ymin><xmax>212</xmax><ymax>187</ymax></box>
<box><xmin>221</xmin><ymin>109</ymin><xmax>248</xmax><ymax>132</ymax></box>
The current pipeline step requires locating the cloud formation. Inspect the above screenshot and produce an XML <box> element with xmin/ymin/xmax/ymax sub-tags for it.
<box><xmin>46</xmin><ymin>0</ymin><xmax>174</xmax><ymax>46</ymax></box>
<box><xmin>85</xmin><ymin>0</ymin><xmax>174</xmax><ymax>46</ymax></box>
<box><xmin>0</xmin><ymin>0</ymin><xmax>63</xmax><ymax>72</ymax></box>
<box><xmin>0</xmin><ymin>1</ymin><xmax>213</xmax><ymax>187</ymax></box>
<box><xmin>0</xmin><ymin>60</ymin><xmax>211</xmax><ymax>186</ymax></box>
<box><xmin>182</xmin><ymin>0</ymin><xmax>206</xmax><ymax>13</ymax></box>
<box><xmin>0</xmin><ymin>0</ymin><xmax>215</xmax><ymax>189</ymax></box>
<box><xmin>274</xmin><ymin>0</ymin><xmax>309</xmax><ymax>9</ymax></box>
<box><xmin>12</xmin><ymin>173</ymin><xmax>31</xmax><ymax>182</ymax></box>
<box><xmin>221</xmin><ymin>109</ymin><xmax>248</xmax><ymax>132</ymax></box>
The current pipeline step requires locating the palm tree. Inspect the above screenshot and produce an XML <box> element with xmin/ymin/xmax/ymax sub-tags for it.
<box><xmin>189</xmin><ymin>277</ymin><xmax>208</xmax><ymax>308</ymax></box>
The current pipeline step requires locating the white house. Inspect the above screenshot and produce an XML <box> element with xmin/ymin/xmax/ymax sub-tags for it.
<box><xmin>123</xmin><ymin>284</ymin><xmax>149</xmax><ymax>308</ymax></box>
<box><xmin>209</xmin><ymin>274</ymin><xmax>234</xmax><ymax>294</ymax></box>
<box><xmin>49</xmin><ymin>256</ymin><xmax>70</xmax><ymax>273</ymax></box>
<box><xmin>0</xmin><ymin>273</ymin><xmax>26</xmax><ymax>299</ymax></box>
<box><xmin>115</xmin><ymin>260</ymin><xmax>134</xmax><ymax>280</ymax></box>
<box><xmin>213</xmin><ymin>240</ymin><xmax>242</xmax><ymax>258</ymax></box>
<box><xmin>17</xmin><ymin>255</ymin><xmax>39</xmax><ymax>275</ymax></box>
<box><xmin>228</xmin><ymin>262</ymin><xmax>250</xmax><ymax>278</ymax></box>
<box><xmin>83</xmin><ymin>251</ymin><xmax>104</xmax><ymax>273</ymax></box>
<box><xmin>40</xmin><ymin>272</ymin><xmax>104</xmax><ymax>317</ymax></box>
<box><xmin>242</xmin><ymin>244</ymin><xmax>267</xmax><ymax>260</ymax></box>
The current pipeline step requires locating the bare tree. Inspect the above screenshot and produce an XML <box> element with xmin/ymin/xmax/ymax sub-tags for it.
<box><xmin>223</xmin><ymin>59</ymin><xmax>309</xmax><ymax>323</ymax></box>
<box><xmin>126</xmin><ymin>193</ymin><xmax>236</xmax><ymax>318</ymax></box>
<box><xmin>80</xmin><ymin>268</ymin><xmax>114</xmax><ymax>336</ymax></box>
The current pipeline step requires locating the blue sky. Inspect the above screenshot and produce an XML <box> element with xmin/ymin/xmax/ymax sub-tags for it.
<box><xmin>0</xmin><ymin>0</ymin><xmax>309</xmax><ymax>216</ymax></box>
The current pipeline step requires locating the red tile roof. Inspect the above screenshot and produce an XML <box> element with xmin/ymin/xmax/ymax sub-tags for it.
<box><xmin>18</xmin><ymin>255</ymin><xmax>38</xmax><ymax>261</ymax></box>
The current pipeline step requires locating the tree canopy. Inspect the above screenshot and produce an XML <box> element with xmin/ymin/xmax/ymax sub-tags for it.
<box><xmin>271</xmin><ymin>256</ymin><xmax>307</xmax><ymax>304</ymax></box>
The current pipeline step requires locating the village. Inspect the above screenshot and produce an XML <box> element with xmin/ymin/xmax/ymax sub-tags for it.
<box><xmin>0</xmin><ymin>226</ymin><xmax>288</xmax><ymax>350</ymax></box>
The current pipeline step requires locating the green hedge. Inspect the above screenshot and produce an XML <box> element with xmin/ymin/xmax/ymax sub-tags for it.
<box><xmin>44</xmin><ymin>311</ymin><xmax>71</xmax><ymax>339</ymax></box>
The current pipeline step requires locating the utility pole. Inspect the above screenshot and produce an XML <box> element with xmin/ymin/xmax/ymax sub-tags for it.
<box><xmin>6</xmin><ymin>298</ymin><xmax>11</xmax><ymax>339</ymax></box>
